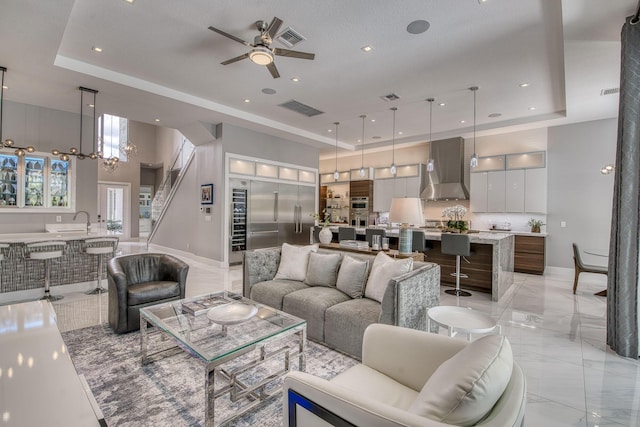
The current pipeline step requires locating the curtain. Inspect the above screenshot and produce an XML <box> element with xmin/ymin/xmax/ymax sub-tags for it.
<box><xmin>607</xmin><ymin>14</ymin><xmax>640</xmax><ymax>358</ymax></box>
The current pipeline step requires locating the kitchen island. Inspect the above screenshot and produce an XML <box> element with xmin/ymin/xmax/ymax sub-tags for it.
<box><xmin>324</xmin><ymin>226</ymin><xmax>514</xmax><ymax>301</ymax></box>
<box><xmin>0</xmin><ymin>231</ymin><xmax>117</xmax><ymax>300</ymax></box>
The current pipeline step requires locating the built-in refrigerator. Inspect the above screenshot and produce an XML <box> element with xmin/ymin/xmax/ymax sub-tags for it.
<box><xmin>229</xmin><ymin>179</ymin><xmax>316</xmax><ymax>264</ymax></box>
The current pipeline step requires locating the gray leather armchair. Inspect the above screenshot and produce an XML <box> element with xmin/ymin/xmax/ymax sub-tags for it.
<box><xmin>108</xmin><ymin>253</ymin><xmax>189</xmax><ymax>334</ymax></box>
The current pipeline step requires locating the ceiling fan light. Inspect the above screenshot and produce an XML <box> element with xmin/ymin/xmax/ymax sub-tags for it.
<box><xmin>249</xmin><ymin>47</ymin><xmax>274</xmax><ymax>65</ymax></box>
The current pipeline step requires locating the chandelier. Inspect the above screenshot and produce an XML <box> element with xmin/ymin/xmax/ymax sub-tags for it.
<box><xmin>51</xmin><ymin>87</ymin><xmax>120</xmax><ymax>172</ymax></box>
<box><xmin>0</xmin><ymin>66</ymin><xmax>37</xmax><ymax>156</ymax></box>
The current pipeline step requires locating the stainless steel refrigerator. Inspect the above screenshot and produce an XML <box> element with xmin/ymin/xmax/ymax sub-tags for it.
<box><xmin>229</xmin><ymin>179</ymin><xmax>316</xmax><ymax>264</ymax></box>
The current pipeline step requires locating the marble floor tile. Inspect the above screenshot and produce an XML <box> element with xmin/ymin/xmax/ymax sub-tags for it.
<box><xmin>6</xmin><ymin>241</ymin><xmax>639</xmax><ymax>425</ymax></box>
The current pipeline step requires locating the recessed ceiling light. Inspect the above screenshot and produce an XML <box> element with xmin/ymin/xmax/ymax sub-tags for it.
<box><xmin>438</xmin><ymin>102</ymin><xmax>446</xmax><ymax>107</ymax></box>
<box><xmin>519</xmin><ymin>82</ymin><xmax>529</xmax><ymax>87</ymax></box>
<box><xmin>244</xmin><ymin>99</ymin><xmax>251</xmax><ymax>103</ymax></box>
<box><xmin>123</xmin><ymin>0</ymin><xmax>135</xmax><ymax>3</ymax></box>
<box><xmin>398</xmin><ymin>131</ymin><xmax>403</xmax><ymax>135</ymax></box>
<box><xmin>477</xmin><ymin>0</ymin><xmax>488</xmax><ymax>3</ymax></box>
<box><xmin>290</xmin><ymin>77</ymin><xmax>300</xmax><ymax>83</ymax></box>
<box><xmin>261</xmin><ymin>88</ymin><xmax>276</xmax><ymax>95</ymax></box>
<box><xmin>361</xmin><ymin>45</ymin><xmax>373</xmax><ymax>53</ymax></box>
<box><xmin>528</xmin><ymin>107</ymin><xmax>536</xmax><ymax>111</ymax></box>
<box><xmin>154</xmin><ymin>118</ymin><xmax>160</xmax><ymax>122</ymax></box>
<box><xmin>87</xmin><ymin>103</ymin><xmax>95</xmax><ymax>108</ymax></box>
<box><xmin>406</xmin><ymin>20</ymin><xmax>431</xmax><ymax>35</ymax></box>
<box><xmin>460</xmin><ymin>120</ymin><xmax>466</xmax><ymax>124</ymax></box>
<box><xmin>370</xmin><ymin>119</ymin><xmax>376</xmax><ymax>123</ymax></box>
<box><xmin>91</xmin><ymin>46</ymin><xmax>103</xmax><ymax>53</ymax></box>
<box><xmin>328</xmin><ymin>129</ymin><xmax>332</xmax><ymax>132</ymax></box>
<box><xmin>488</xmin><ymin>112</ymin><xmax>502</xmax><ymax>118</ymax></box>
<box><xmin>2</xmin><ymin>85</ymin><xmax>8</xmax><ymax>90</ymax></box>
<box><xmin>357</xmin><ymin>139</ymin><xmax>361</xmax><ymax>143</ymax></box>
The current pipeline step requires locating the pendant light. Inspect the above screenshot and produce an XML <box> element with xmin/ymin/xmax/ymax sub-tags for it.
<box><xmin>333</xmin><ymin>122</ymin><xmax>340</xmax><ymax>181</ymax></box>
<box><xmin>390</xmin><ymin>107</ymin><xmax>397</xmax><ymax>176</ymax></box>
<box><xmin>359</xmin><ymin>114</ymin><xmax>366</xmax><ymax>177</ymax></box>
<box><xmin>469</xmin><ymin>86</ymin><xmax>479</xmax><ymax>168</ymax></box>
<box><xmin>426</xmin><ymin>98</ymin><xmax>435</xmax><ymax>172</ymax></box>
<box><xmin>0</xmin><ymin>66</ymin><xmax>37</xmax><ymax>156</ymax></box>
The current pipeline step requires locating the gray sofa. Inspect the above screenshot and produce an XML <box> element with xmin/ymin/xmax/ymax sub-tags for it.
<box><xmin>243</xmin><ymin>246</ymin><xmax>440</xmax><ymax>359</ymax></box>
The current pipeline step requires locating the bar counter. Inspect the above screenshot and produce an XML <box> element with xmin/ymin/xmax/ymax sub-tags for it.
<box><xmin>0</xmin><ymin>231</ymin><xmax>116</xmax><ymax>295</ymax></box>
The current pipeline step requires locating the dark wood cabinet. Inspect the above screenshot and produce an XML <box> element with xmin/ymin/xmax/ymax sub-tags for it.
<box><xmin>514</xmin><ymin>235</ymin><xmax>545</xmax><ymax>274</ymax></box>
<box><xmin>349</xmin><ymin>180</ymin><xmax>373</xmax><ymax>198</ymax></box>
<box><xmin>426</xmin><ymin>241</ymin><xmax>494</xmax><ymax>294</ymax></box>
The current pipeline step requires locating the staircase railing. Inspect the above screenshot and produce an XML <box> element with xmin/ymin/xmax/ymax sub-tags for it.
<box><xmin>147</xmin><ymin>137</ymin><xmax>195</xmax><ymax>245</ymax></box>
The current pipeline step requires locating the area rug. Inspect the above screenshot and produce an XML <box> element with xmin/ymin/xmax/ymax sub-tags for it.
<box><xmin>62</xmin><ymin>323</ymin><xmax>358</xmax><ymax>427</ymax></box>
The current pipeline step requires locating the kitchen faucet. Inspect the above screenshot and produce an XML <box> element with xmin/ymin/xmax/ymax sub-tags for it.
<box><xmin>73</xmin><ymin>210</ymin><xmax>91</xmax><ymax>234</ymax></box>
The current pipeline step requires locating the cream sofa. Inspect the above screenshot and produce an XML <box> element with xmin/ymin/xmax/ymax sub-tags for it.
<box><xmin>243</xmin><ymin>245</ymin><xmax>441</xmax><ymax>359</ymax></box>
<box><xmin>284</xmin><ymin>324</ymin><xmax>526</xmax><ymax>427</ymax></box>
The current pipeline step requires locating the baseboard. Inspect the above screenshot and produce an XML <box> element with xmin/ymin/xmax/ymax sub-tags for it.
<box><xmin>543</xmin><ymin>266</ymin><xmax>573</xmax><ymax>278</ymax></box>
<box><xmin>147</xmin><ymin>244</ymin><xmax>228</xmax><ymax>269</ymax></box>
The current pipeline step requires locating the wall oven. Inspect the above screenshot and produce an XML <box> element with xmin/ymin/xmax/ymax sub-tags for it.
<box><xmin>350</xmin><ymin>197</ymin><xmax>369</xmax><ymax>210</ymax></box>
<box><xmin>351</xmin><ymin>210</ymin><xmax>369</xmax><ymax>227</ymax></box>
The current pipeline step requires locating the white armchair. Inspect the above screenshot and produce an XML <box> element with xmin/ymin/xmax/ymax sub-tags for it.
<box><xmin>284</xmin><ymin>324</ymin><xmax>526</xmax><ymax>427</ymax></box>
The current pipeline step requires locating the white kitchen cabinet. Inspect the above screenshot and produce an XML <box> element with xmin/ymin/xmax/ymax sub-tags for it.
<box><xmin>505</xmin><ymin>170</ymin><xmax>525</xmax><ymax>212</ymax></box>
<box><xmin>487</xmin><ymin>171</ymin><xmax>506</xmax><ymax>212</ymax></box>
<box><xmin>470</xmin><ymin>172</ymin><xmax>488</xmax><ymax>212</ymax></box>
<box><xmin>373</xmin><ymin>179</ymin><xmax>395</xmax><ymax>212</ymax></box>
<box><xmin>524</xmin><ymin>167</ymin><xmax>547</xmax><ymax>213</ymax></box>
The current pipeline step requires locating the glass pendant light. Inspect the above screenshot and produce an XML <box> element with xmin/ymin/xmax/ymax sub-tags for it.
<box><xmin>333</xmin><ymin>122</ymin><xmax>340</xmax><ymax>181</ymax></box>
<box><xmin>390</xmin><ymin>107</ymin><xmax>397</xmax><ymax>176</ymax></box>
<box><xmin>426</xmin><ymin>98</ymin><xmax>435</xmax><ymax>172</ymax></box>
<box><xmin>359</xmin><ymin>114</ymin><xmax>366</xmax><ymax>177</ymax></box>
<box><xmin>470</xmin><ymin>86</ymin><xmax>479</xmax><ymax>168</ymax></box>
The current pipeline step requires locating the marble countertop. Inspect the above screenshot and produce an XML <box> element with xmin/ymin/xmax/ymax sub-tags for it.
<box><xmin>0</xmin><ymin>230</ymin><xmax>112</xmax><ymax>243</ymax></box>
<box><xmin>325</xmin><ymin>225</ymin><xmax>512</xmax><ymax>243</ymax></box>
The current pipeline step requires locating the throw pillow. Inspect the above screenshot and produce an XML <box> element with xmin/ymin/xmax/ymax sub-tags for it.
<box><xmin>363</xmin><ymin>251</ymin><xmax>412</xmax><ymax>303</ymax></box>
<box><xmin>273</xmin><ymin>243</ymin><xmax>318</xmax><ymax>282</ymax></box>
<box><xmin>408</xmin><ymin>334</ymin><xmax>513</xmax><ymax>426</ymax></box>
<box><xmin>304</xmin><ymin>252</ymin><xmax>342</xmax><ymax>287</ymax></box>
<box><xmin>335</xmin><ymin>255</ymin><xmax>370</xmax><ymax>298</ymax></box>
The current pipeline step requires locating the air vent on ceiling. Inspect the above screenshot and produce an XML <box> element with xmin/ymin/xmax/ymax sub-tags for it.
<box><xmin>277</xmin><ymin>27</ymin><xmax>306</xmax><ymax>48</ymax></box>
<box><xmin>600</xmin><ymin>88</ymin><xmax>620</xmax><ymax>96</ymax></box>
<box><xmin>279</xmin><ymin>100</ymin><xmax>324</xmax><ymax>117</ymax></box>
<box><xmin>381</xmin><ymin>93</ymin><xmax>400</xmax><ymax>102</ymax></box>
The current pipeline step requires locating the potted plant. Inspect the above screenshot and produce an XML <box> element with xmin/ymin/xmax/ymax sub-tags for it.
<box><xmin>527</xmin><ymin>218</ymin><xmax>545</xmax><ymax>233</ymax></box>
<box><xmin>442</xmin><ymin>205</ymin><xmax>469</xmax><ymax>233</ymax></box>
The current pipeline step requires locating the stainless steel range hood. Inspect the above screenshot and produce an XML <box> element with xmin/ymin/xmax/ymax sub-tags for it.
<box><xmin>421</xmin><ymin>137</ymin><xmax>469</xmax><ymax>201</ymax></box>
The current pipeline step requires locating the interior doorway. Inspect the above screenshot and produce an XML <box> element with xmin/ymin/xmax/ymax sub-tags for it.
<box><xmin>98</xmin><ymin>182</ymin><xmax>131</xmax><ymax>238</ymax></box>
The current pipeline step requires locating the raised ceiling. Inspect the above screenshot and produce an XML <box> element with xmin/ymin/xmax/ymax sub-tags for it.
<box><xmin>0</xmin><ymin>0</ymin><xmax>635</xmax><ymax>157</ymax></box>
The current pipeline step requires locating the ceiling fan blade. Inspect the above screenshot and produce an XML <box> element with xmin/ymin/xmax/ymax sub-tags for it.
<box><xmin>266</xmin><ymin>62</ymin><xmax>280</xmax><ymax>79</ymax></box>
<box><xmin>266</xmin><ymin>17</ymin><xmax>283</xmax><ymax>38</ymax></box>
<box><xmin>273</xmin><ymin>48</ymin><xmax>315</xmax><ymax>60</ymax></box>
<box><xmin>221</xmin><ymin>53</ymin><xmax>250</xmax><ymax>65</ymax></box>
<box><xmin>208</xmin><ymin>26</ymin><xmax>253</xmax><ymax>47</ymax></box>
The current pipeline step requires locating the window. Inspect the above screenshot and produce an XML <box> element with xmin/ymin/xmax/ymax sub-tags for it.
<box><xmin>99</xmin><ymin>114</ymin><xmax>129</xmax><ymax>161</ymax></box>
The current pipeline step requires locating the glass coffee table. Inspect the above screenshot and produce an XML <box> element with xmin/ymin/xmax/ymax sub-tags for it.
<box><xmin>139</xmin><ymin>291</ymin><xmax>307</xmax><ymax>427</ymax></box>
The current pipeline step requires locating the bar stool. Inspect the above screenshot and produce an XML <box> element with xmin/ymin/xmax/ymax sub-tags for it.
<box><xmin>441</xmin><ymin>233</ymin><xmax>472</xmax><ymax>297</ymax></box>
<box><xmin>26</xmin><ymin>241</ymin><xmax>67</xmax><ymax>301</ymax></box>
<box><xmin>338</xmin><ymin>226</ymin><xmax>356</xmax><ymax>241</ymax></box>
<box><xmin>84</xmin><ymin>237</ymin><xmax>119</xmax><ymax>294</ymax></box>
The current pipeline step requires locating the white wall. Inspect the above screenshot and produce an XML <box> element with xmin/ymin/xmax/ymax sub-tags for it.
<box><xmin>547</xmin><ymin>118</ymin><xmax>617</xmax><ymax>268</ymax></box>
<box><xmin>0</xmin><ymin>100</ymin><xmax>98</xmax><ymax>233</ymax></box>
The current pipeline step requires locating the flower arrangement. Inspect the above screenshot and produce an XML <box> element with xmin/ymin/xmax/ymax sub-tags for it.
<box><xmin>310</xmin><ymin>209</ymin><xmax>331</xmax><ymax>228</ymax></box>
<box><xmin>442</xmin><ymin>205</ymin><xmax>468</xmax><ymax>232</ymax></box>
<box><xmin>527</xmin><ymin>218</ymin><xmax>545</xmax><ymax>232</ymax></box>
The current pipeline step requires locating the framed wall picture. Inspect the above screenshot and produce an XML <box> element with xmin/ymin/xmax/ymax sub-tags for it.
<box><xmin>201</xmin><ymin>183</ymin><xmax>214</xmax><ymax>205</ymax></box>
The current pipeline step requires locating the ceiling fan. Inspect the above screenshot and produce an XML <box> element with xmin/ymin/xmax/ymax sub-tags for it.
<box><xmin>208</xmin><ymin>17</ymin><xmax>315</xmax><ymax>79</ymax></box>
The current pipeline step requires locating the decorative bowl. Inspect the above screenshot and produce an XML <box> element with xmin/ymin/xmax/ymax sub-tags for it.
<box><xmin>206</xmin><ymin>303</ymin><xmax>258</xmax><ymax>325</ymax></box>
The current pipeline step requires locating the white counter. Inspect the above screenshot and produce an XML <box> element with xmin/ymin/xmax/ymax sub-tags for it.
<box><xmin>0</xmin><ymin>230</ymin><xmax>111</xmax><ymax>243</ymax></box>
<box><xmin>0</xmin><ymin>301</ymin><xmax>103</xmax><ymax>426</ymax></box>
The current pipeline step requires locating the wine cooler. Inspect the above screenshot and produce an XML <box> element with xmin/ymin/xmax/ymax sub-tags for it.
<box><xmin>230</xmin><ymin>188</ymin><xmax>247</xmax><ymax>265</ymax></box>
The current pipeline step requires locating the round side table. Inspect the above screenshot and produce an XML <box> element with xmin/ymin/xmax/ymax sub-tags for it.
<box><xmin>427</xmin><ymin>306</ymin><xmax>501</xmax><ymax>341</ymax></box>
